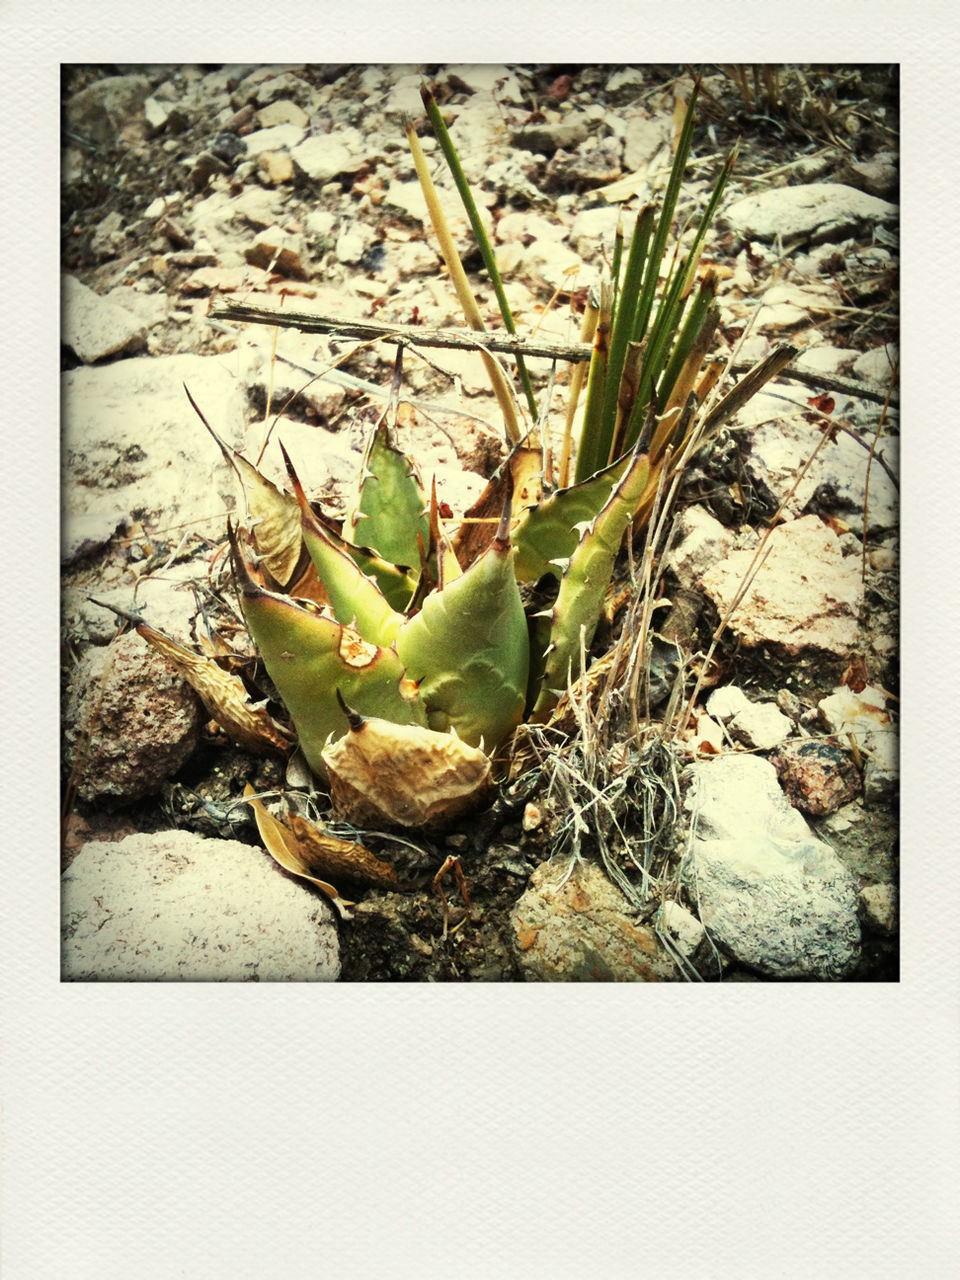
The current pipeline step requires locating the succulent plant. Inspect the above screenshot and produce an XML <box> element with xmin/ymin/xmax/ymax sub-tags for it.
<box><xmin>122</xmin><ymin>77</ymin><xmax>793</xmax><ymax>845</ymax></box>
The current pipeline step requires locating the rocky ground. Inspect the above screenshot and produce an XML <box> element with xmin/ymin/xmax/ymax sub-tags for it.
<box><xmin>60</xmin><ymin>63</ymin><xmax>899</xmax><ymax>982</ymax></box>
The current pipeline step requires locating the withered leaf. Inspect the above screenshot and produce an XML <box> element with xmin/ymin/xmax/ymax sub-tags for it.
<box><xmin>287</xmin><ymin>813</ymin><xmax>398</xmax><ymax>889</ymax></box>
<box><xmin>322</xmin><ymin>715</ymin><xmax>493</xmax><ymax>830</ymax></box>
<box><xmin>243</xmin><ymin>784</ymin><xmax>354</xmax><ymax>919</ymax></box>
<box><xmin>137</xmin><ymin>622</ymin><xmax>294</xmax><ymax>756</ymax></box>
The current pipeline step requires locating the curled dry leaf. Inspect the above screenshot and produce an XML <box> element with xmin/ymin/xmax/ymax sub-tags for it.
<box><xmin>137</xmin><ymin>623</ymin><xmax>294</xmax><ymax>756</ymax></box>
<box><xmin>322</xmin><ymin>714</ymin><xmax>493</xmax><ymax>830</ymax></box>
<box><xmin>286</xmin><ymin>813</ymin><xmax>398</xmax><ymax>889</ymax></box>
<box><xmin>244</xmin><ymin>784</ymin><xmax>356</xmax><ymax>918</ymax></box>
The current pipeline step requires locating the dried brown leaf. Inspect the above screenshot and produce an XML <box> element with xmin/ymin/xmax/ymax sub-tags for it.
<box><xmin>137</xmin><ymin>623</ymin><xmax>293</xmax><ymax>756</ymax></box>
<box><xmin>243</xmin><ymin>784</ymin><xmax>354</xmax><ymax>919</ymax></box>
<box><xmin>323</xmin><ymin>716</ymin><xmax>492</xmax><ymax>830</ymax></box>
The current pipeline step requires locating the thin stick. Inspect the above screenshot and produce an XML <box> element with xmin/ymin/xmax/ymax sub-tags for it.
<box><xmin>210</xmin><ymin>299</ymin><xmax>899</xmax><ymax>410</ymax></box>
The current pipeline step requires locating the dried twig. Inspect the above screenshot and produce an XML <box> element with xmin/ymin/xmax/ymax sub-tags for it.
<box><xmin>211</xmin><ymin>299</ymin><xmax>898</xmax><ymax>410</ymax></box>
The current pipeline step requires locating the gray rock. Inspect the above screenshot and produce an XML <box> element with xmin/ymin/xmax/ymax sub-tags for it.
<box><xmin>724</xmin><ymin>182</ymin><xmax>898</xmax><ymax>244</ymax></box>
<box><xmin>728</xmin><ymin>701</ymin><xmax>792</xmax><ymax>750</ymax></box>
<box><xmin>681</xmin><ymin>755</ymin><xmax>861</xmax><ymax>979</ymax></box>
<box><xmin>291</xmin><ymin>135</ymin><xmax>364</xmax><ymax>183</ymax></box>
<box><xmin>62</xmin><ymin>831</ymin><xmax>339</xmax><ymax>981</ymax></box>
<box><xmin>62</xmin><ymin>276</ymin><xmax>147</xmax><ymax>363</ymax></box>
<box><xmin>699</xmin><ymin>515</ymin><xmax>864</xmax><ymax>656</ymax></box>
<box><xmin>512</xmin><ymin>117</ymin><xmax>591</xmax><ymax>154</ymax></box>
<box><xmin>63</xmin><ymin>632</ymin><xmax>202</xmax><ymax>803</ymax></box>
<box><xmin>65</xmin><ymin>74</ymin><xmax>153</xmax><ymax>145</ymax></box>
<box><xmin>62</xmin><ymin>352</ymin><xmax>246</xmax><ymax>531</ymax></box>
<box><xmin>511</xmin><ymin>858</ymin><xmax>680</xmax><ymax>981</ymax></box>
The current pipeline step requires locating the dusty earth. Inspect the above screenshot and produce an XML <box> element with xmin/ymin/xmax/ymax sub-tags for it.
<box><xmin>61</xmin><ymin>63</ymin><xmax>899</xmax><ymax>981</ymax></box>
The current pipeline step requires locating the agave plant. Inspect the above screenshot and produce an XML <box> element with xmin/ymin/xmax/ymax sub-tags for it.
<box><xmin>124</xmin><ymin>77</ymin><xmax>793</xmax><ymax>846</ymax></box>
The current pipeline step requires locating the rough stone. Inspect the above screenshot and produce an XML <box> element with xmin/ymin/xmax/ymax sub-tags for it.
<box><xmin>66</xmin><ymin>74</ymin><xmax>153</xmax><ymax>145</ymax></box>
<box><xmin>62</xmin><ymin>830</ymin><xmax>340</xmax><ymax>981</ymax></box>
<box><xmin>623</xmin><ymin>113</ymin><xmax>670</xmax><ymax>172</ymax></box>
<box><xmin>243</xmin><ymin>123</ymin><xmax>305</xmax><ymax>158</ymax></box>
<box><xmin>511</xmin><ymin>858</ymin><xmax>680</xmax><ymax>982</ymax></box>
<box><xmin>62</xmin><ymin>352</ymin><xmax>246</xmax><ymax>531</ymax></box>
<box><xmin>258</xmin><ymin>150</ymin><xmax>294</xmax><ymax>184</ymax></box>
<box><xmin>680</xmin><ymin>755</ymin><xmax>862</xmax><ymax>979</ymax></box>
<box><xmin>818</xmin><ymin>684</ymin><xmax>898</xmax><ymax>793</ymax></box>
<box><xmin>512</xmin><ymin>117</ymin><xmax>591</xmax><ymax>154</ymax></box>
<box><xmin>243</xmin><ymin>223</ymin><xmax>305</xmax><ymax>276</ymax></box>
<box><xmin>851</xmin><ymin>344</ymin><xmax>899</xmax><ymax>387</ymax></box>
<box><xmin>63</xmin><ymin>632</ymin><xmax>203</xmax><ymax>804</ymax></box>
<box><xmin>699</xmin><ymin>515</ymin><xmax>864</xmax><ymax>656</ymax></box>
<box><xmin>62</xmin><ymin>275</ymin><xmax>147</xmax><ymax>363</ymax></box>
<box><xmin>728</xmin><ymin>701</ymin><xmax>793</xmax><ymax>750</ymax></box>
<box><xmin>858</xmin><ymin>883</ymin><xmax>897</xmax><ymax>936</ymax></box>
<box><xmin>658</xmin><ymin>901</ymin><xmax>705</xmax><ymax>958</ymax></box>
<box><xmin>706</xmin><ymin>685</ymin><xmax>751</xmax><ymax>723</ymax></box>
<box><xmin>723</xmin><ymin>182</ymin><xmax>897</xmax><ymax>244</ymax></box>
<box><xmin>256</xmin><ymin>99</ymin><xmax>310</xmax><ymax>129</ymax></box>
<box><xmin>743</xmin><ymin>413</ymin><xmax>899</xmax><ymax>533</ymax></box>
<box><xmin>770</xmin><ymin>740</ymin><xmax>862</xmax><ymax>816</ymax></box>
<box><xmin>291</xmin><ymin>135</ymin><xmax>365</xmax><ymax>183</ymax></box>
<box><xmin>667</xmin><ymin>504</ymin><xmax>736</xmax><ymax>588</ymax></box>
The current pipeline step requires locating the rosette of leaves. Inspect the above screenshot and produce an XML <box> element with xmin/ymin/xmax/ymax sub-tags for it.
<box><xmin>129</xmin><ymin>77</ymin><xmax>791</xmax><ymax>843</ymax></box>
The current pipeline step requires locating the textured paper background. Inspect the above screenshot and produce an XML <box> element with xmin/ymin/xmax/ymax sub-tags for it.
<box><xmin>2</xmin><ymin>2</ymin><xmax>958</xmax><ymax>1275</ymax></box>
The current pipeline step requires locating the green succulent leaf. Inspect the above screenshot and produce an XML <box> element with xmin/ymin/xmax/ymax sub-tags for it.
<box><xmin>344</xmin><ymin>421</ymin><xmax>430</xmax><ymax>568</ymax></box>
<box><xmin>512</xmin><ymin>455</ymin><xmax>630</xmax><ymax>584</ymax></box>
<box><xmin>396</xmin><ymin>522</ymin><xmax>529</xmax><ymax>750</ymax></box>
<box><xmin>531</xmin><ymin>445</ymin><xmax>652</xmax><ymax>721</ymax></box>
<box><xmin>230</xmin><ymin>527</ymin><xmax>425</xmax><ymax>778</ymax></box>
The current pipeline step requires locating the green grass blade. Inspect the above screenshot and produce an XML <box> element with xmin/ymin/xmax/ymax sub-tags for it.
<box><xmin>598</xmin><ymin>204</ymin><xmax>653</xmax><ymax>456</ymax></box>
<box><xmin>421</xmin><ymin>84</ymin><xmax>539</xmax><ymax>423</ymax></box>
<box><xmin>632</xmin><ymin>83</ymin><xmax>700</xmax><ymax>345</ymax></box>
<box><xmin>573</xmin><ymin>283</ymin><xmax>613</xmax><ymax>484</ymax></box>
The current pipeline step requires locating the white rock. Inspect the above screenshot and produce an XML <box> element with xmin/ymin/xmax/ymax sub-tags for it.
<box><xmin>706</xmin><ymin>685</ymin><xmax>751</xmax><ymax>723</ymax></box>
<box><xmin>699</xmin><ymin>515</ymin><xmax>864</xmax><ymax>656</ymax></box>
<box><xmin>744</xmin><ymin>414</ymin><xmax>898</xmax><ymax>533</ymax></box>
<box><xmin>794</xmin><ymin>345</ymin><xmax>856</xmax><ymax>376</ymax></box>
<box><xmin>724</xmin><ymin>183</ymin><xmax>897</xmax><ymax>243</ymax></box>
<box><xmin>818</xmin><ymin>685</ymin><xmax>898</xmax><ymax>790</ymax></box>
<box><xmin>851</xmin><ymin>344</ymin><xmax>899</xmax><ymax>387</ymax></box>
<box><xmin>659</xmin><ymin>901</ymin><xmax>705</xmax><ymax>958</ymax></box>
<box><xmin>622</xmin><ymin>113</ymin><xmax>670</xmax><ymax>172</ymax></box>
<box><xmin>728</xmin><ymin>701</ymin><xmax>792</xmax><ymax>750</ymax></box>
<box><xmin>62</xmin><ymin>275</ymin><xmax>147</xmax><ymax>363</ymax></box>
<box><xmin>568</xmin><ymin>205</ymin><xmax>622</xmax><ymax>257</ymax></box>
<box><xmin>859</xmin><ymin>883</ymin><xmax>897</xmax><ymax>935</ymax></box>
<box><xmin>243</xmin><ymin>123</ymin><xmax>305</xmax><ymax>157</ymax></box>
<box><xmin>336</xmin><ymin>223</ymin><xmax>375</xmax><ymax>264</ymax></box>
<box><xmin>448</xmin><ymin>65</ymin><xmax>525</xmax><ymax>103</ymax></box>
<box><xmin>667</xmin><ymin>504</ymin><xmax>736</xmax><ymax>587</ymax></box>
<box><xmin>291</xmin><ymin>135</ymin><xmax>363</xmax><ymax>182</ymax></box>
<box><xmin>681</xmin><ymin>755</ymin><xmax>861</xmax><ymax>979</ymax></box>
<box><xmin>62</xmin><ymin>831</ymin><xmax>339</xmax><ymax>981</ymax></box>
<box><xmin>62</xmin><ymin>352</ymin><xmax>246</xmax><ymax>531</ymax></box>
<box><xmin>605</xmin><ymin>68</ymin><xmax>647</xmax><ymax>99</ymax></box>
